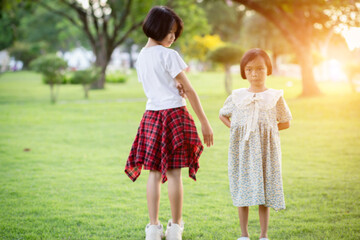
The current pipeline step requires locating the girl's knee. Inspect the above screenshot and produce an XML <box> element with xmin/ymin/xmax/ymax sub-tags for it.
<box><xmin>166</xmin><ymin>168</ymin><xmax>182</xmax><ymax>179</ymax></box>
<box><xmin>149</xmin><ymin>170</ymin><xmax>162</xmax><ymax>181</ymax></box>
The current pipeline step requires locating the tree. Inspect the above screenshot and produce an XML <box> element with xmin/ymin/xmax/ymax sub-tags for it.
<box><xmin>35</xmin><ymin>0</ymin><xmax>209</xmax><ymax>89</ymax></box>
<box><xmin>35</xmin><ymin>0</ymin><xmax>151</xmax><ymax>89</ymax></box>
<box><xmin>208</xmin><ymin>44</ymin><xmax>243</xmax><ymax>94</ymax></box>
<box><xmin>231</xmin><ymin>0</ymin><xmax>360</xmax><ymax>97</ymax></box>
<box><xmin>198</xmin><ymin>0</ymin><xmax>245</xmax><ymax>43</ymax></box>
<box><xmin>8</xmin><ymin>41</ymin><xmax>46</xmax><ymax>69</ymax></box>
<box><xmin>0</xmin><ymin>1</ymin><xmax>33</xmax><ymax>50</ymax></box>
<box><xmin>17</xmin><ymin>5</ymin><xmax>89</xmax><ymax>52</ymax></box>
<box><xmin>182</xmin><ymin>34</ymin><xmax>224</xmax><ymax>62</ymax></box>
<box><xmin>240</xmin><ymin>14</ymin><xmax>292</xmax><ymax>74</ymax></box>
<box><xmin>30</xmin><ymin>54</ymin><xmax>67</xmax><ymax>103</ymax></box>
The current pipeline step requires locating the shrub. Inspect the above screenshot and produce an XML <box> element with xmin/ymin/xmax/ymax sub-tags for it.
<box><xmin>207</xmin><ymin>44</ymin><xmax>244</xmax><ymax>94</ymax></box>
<box><xmin>30</xmin><ymin>54</ymin><xmax>67</xmax><ymax>103</ymax></box>
<box><xmin>70</xmin><ymin>67</ymin><xmax>101</xmax><ymax>98</ymax></box>
<box><xmin>106</xmin><ymin>71</ymin><xmax>127</xmax><ymax>83</ymax></box>
<box><xmin>63</xmin><ymin>71</ymin><xmax>74</xmax><ymax>84</ymax></box>
<box><xmin>30</xmin><ymin>54</ymin><xmax>67</xmax><ymax>84</ymax></box>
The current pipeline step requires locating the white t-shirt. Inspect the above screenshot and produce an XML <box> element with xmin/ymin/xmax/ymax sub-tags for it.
<box><xmin>136</xmin><ymin>45</ymin><xmax>188</xmax><ymax>110</ymax></box>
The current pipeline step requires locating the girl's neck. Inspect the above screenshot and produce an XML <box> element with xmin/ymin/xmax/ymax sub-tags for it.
<box><xmin>144</xmin><ymin>38</ymin><xmax>162</xmax><ymax>48</ymax></box>
<box><xmin>248</xmin><ymin>85</ymin><xmax>268</xmax><ymax>93</ymax></box>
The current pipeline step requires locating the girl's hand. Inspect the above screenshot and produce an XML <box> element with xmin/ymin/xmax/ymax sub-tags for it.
<box><xmin>176</xmin><ymin>82</ymin><xmax>186</xmax><ymax>98</ymax></box>
<box><xmin>201</xmin><ymin>122</ymin><xmax>214</xmax><ymax>147</ymax></box>
<box><xmin>219</xmin><ymin>115</ymin><xmax>231</xmax><ymax>128</ymax></box>
<box><xmin>278</xmin><ymin>121</ymin><xmax>290</xmax><ymax>130</ymax></box>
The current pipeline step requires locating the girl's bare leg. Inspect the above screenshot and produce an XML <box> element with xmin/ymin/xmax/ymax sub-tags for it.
<box><xmin>147</xmin><ymin>170</ymin><xmax>162</xmax><ymax>225</ymax></box>
<box><xmin>166</xmin><ymin>168</ymin><xmax>183</xmax><ymax>224</ymax></box>
<box><xmin>259</xmin><ymin>205</ymin><xmax>270</xmax><ymax>238</ymax></box>
<box><xmin>238</xmin><ymin>206</ymin><xmax>250</xmax><ymax>237</ymax></box>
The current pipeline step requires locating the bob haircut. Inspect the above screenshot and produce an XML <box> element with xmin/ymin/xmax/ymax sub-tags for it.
<box><xmin>142</xmin><ymin>6</ymin><xmax>183</xmax><ymax>42</ymax></box>
<box><xmin>240</xmin><ymin>48</ymin><xmax>272</xmax><ymax>79</ymax></box>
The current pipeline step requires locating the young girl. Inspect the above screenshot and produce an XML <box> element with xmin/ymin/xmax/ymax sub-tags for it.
<box><xmin>219</xmin><ymin>48</ymin><xmax>292</xmax><ymax>240</ymax></box>
<box><xmin>124</xmin><ymin>6</ymin><xmax>213</xmax><ymax>240</ymax></box>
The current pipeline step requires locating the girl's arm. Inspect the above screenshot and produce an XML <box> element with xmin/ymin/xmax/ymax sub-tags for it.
<box><xmin>175</xmin><ymin>71</ymin><xmax>213</xmax><ymax>147</ymax></box>
<box><xmin>278</xmin><ymin>121</ymin><xmax>290</xmax><ymax>130</ymax></box>
<box><xmin>219</xmin><ymin>115</ymin><xmax>231</xmax><ymax>128</ymax></box>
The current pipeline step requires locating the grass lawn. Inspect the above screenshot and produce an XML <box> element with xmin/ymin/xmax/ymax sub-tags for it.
<box><xmin>0</xmin><ymin>71</ymin><xmax>359</xmax><ymax>240</ymax></box>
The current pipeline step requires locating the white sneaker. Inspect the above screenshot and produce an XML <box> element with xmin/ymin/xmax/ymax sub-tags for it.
<box><xmin>165</xmin><ymin>219</ymin><xmax>184</xmax><ymax>240</ymax></box>
<box><xmin>145</xmin><ymin>222</ymin><xmax>164</xmax><ymax>240</ymax></box>
<box><xmin>237</xmin><ymin>237</ymin><xmax>250</xmax><ymax>240</ymax></box>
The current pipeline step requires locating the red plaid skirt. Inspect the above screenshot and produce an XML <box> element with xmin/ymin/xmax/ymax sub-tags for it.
<box><xmin>124</xmin><ymin>106</ymin><xmax>203</xmax><ymax>183</ymax></box>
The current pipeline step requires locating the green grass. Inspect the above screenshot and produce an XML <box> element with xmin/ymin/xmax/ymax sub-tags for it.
<box><xmin>0</xmin><ymin>71</ymin><xmax>359</xmax><ymax>240</ymax></box>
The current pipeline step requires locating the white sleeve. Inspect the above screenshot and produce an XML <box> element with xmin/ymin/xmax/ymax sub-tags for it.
<box><xmin>219</xmin><ymin>95</ymin><xmax>235</xmax><ymax>118</ymax></box>
<box><xmin>165</xmin><ymin>50</ymin><xmax>188</xmax><ymax>78</ymax></box>
<box><xmin>276</xmin><ymin>96</ymin><xmax>292</xmax><ymax>123</ymax></box>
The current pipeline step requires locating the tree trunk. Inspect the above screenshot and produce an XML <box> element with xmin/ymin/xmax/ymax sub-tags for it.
<box><xmin>91</xmin><ymin>34</ymin><xmax>110</xmax><ymax>89</ymax></box>
<box><xmin>83</xmin><ymin>84</ymin><xmax>89</xmax><ymax>99</ymax></box>
<box><xmin>50</xmin><ymin>84</ymin><xmax>55</xmax><ymax>104</ymax></box>
<box><xmin>225</xmin><ymin>64</ymin><xmax>232</xmax><ymax>95</ymax></box>
<box><xmin>91</xmin><ymin>53</ymin><xmax>109</xmax><ymax>89</ymax></box>
<box><xmin>296</xmin><ymin>45</ymin><xmax>322</xmax><ymax>97</ymax></box>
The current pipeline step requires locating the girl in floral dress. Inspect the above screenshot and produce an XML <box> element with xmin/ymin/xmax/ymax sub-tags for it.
<box><xmin>219</xmin><ymin>48</ymin><xmax>292</xmax><ymax>240</ymax></box>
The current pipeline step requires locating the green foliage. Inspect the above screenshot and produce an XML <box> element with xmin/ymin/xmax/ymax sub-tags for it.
<box><xmin>198</xmin><ymin>0</ymin><xmax>245</xmax><ymax>42</ymax></box>
<box><xmin>207</xmin><ymin>44</ymin><xmax>244</xmax><ymax>65</ymax></box>
<box><xmin>0</xmin><ymin>0</ymin><xmax>33</xmax><ymax>50</ymax></box>
<box><xmin>240</xmin><ymin>13</ymin><xmax>292</xmax><ymax>56</ymax></box>
<box><xmin>0</xmin><ymin>12</ymin><xmax>16</xmax><ymax>50</ymax></box>
<box><xmin>29</xmin><ymin>54</ymin><xmax>67</xmax><ymax>85</ymax></box>
<box><xmin>63</xmin><ymin>71</ymin><xmax>74</xmax><ymax>84</ymax></box>
<box><xmin>70</xmin><ymin>68</ymin><xmax>101</xmax><ymax>85</ymax></box>
<box><xmin>18</xmin><ymin>3</ymin><xmax>89</xmax><ymax>51</ymax></box>
<box><xmin>182</xmin><ymin>34</ymin><xmax>224</xmax><ymax>62</ymax></box>
<box><xmin>106</xmin><ymin>72</ymin><xmax>127</xmax><ymax>84</ymax></box>
<box><xmin>172</xmin><ymin>0</ymin><xmax>211</xmax><ymax>48</ymax></box>
<box><xmin>8</xmin><ymin>41</ymin><xmax>46</xmax><ymax>69</ymax></box>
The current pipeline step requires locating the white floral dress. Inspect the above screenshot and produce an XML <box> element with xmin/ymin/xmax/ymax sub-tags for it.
<box><xmin>219</xmin><ymin>88</ymin><xmax>292</xmax><ymax>211</ymax></box>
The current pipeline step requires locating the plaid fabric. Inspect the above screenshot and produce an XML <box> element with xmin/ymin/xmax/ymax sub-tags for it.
<box><xmin>125</xmin><ymin>106</ymin><xmax>203</xmax><ymax>183</ymax></box>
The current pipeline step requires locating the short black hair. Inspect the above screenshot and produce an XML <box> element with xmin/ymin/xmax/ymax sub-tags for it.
<box><xmin>240</xmin><ymin>48</ymin><xmax>272</xmax><ymax>79</ymax></box>
<box><xmin>142</xmin><ymin>6</ymin><xmax>183</xmax><ymax>42</ymax></box>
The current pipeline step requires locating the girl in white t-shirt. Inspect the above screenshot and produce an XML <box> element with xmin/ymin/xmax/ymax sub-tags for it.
<box><xmin>124</xmin><ymin>6</ymin><xmax>213</xmax><ymax>240</ymax></box>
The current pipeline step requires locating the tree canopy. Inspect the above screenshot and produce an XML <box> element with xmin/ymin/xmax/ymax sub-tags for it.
<box><xmin>232</xmin><ymin>0</ymin><xmax>360</xmax><ymax>96</ymax></box>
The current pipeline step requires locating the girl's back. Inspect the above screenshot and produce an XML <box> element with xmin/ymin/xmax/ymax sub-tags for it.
<box><xmin>136</xmin><ymin>45</ymin><xmax>187</xmax><ymax>110</ymax></box>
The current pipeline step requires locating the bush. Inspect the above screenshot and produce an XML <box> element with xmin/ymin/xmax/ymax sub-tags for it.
<box><xmin>30</xmin><ymin>54</ymin><xmax>67</xmax><ymax>85</ymax></box>
<box><xmin>69</xmin><ymin>67</ymin><xmax>101</xmax><ymax>99</ymax></box>
<box><xmin>207</xmin><ymin>44</ymin><xmax>243</xmax><ymax>65</ymax></box>
<box><xmin>71</xmin><ymin>68</ymin><xmax>101</xmax><ymax>85</ymax></box>
<box><xmin>29</xmin><ymin>54</ymin><xmax>67</xmax><ymax>103</ymax></box>
<box><xmin>106</xmin><ymin>71</ymin><xmax>127</xmax><ymax>83</ymax></box>
<box><xmin>63</xmin><ymin>71</ymin><xmax>74</xmax><ymax>84</ymax></box>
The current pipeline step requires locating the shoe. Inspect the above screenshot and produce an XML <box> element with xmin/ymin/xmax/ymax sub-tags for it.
<box><xmin>237</xmin><ymin>237</ymin><xmax>250</xmax><ymax>240</ymax></box>
<box><xmin>259</xmin><ymin>238</ymin><xmax>269</xmax><ymax>240</ymax></box>
<box><xmin>145</xmin><ymin>222</ymin><xmax>164</xmax><ymax>240</ymax></box>
<box><xmin>165</xmin><ymin>219</ymin><xmax>184</xmax><ymax>240</ymax></box>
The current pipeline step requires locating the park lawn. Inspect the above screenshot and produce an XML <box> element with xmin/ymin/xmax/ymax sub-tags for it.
<box><xmin>0</xmin><ymin>71</ymin><xmax>359</xmax><ymax>240</ymax></box>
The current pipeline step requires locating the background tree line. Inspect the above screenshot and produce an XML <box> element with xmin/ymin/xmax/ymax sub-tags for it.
<box><xmin>1</xmin><ymin>0</ymin><xmax>359</xmax><ymax>96</ymax></box>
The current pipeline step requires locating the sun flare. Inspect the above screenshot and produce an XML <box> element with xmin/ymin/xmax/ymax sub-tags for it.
<box><xmin>342</xmin><ymin>27</ymin><xmax>360</xmax><ymax>51</ymax></box>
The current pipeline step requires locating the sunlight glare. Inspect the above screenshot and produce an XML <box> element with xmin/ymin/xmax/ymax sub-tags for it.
<box><xmin>342</xmin><ymin>27</ymin><xmax>360</xmax><ymax>51</ymax></box>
